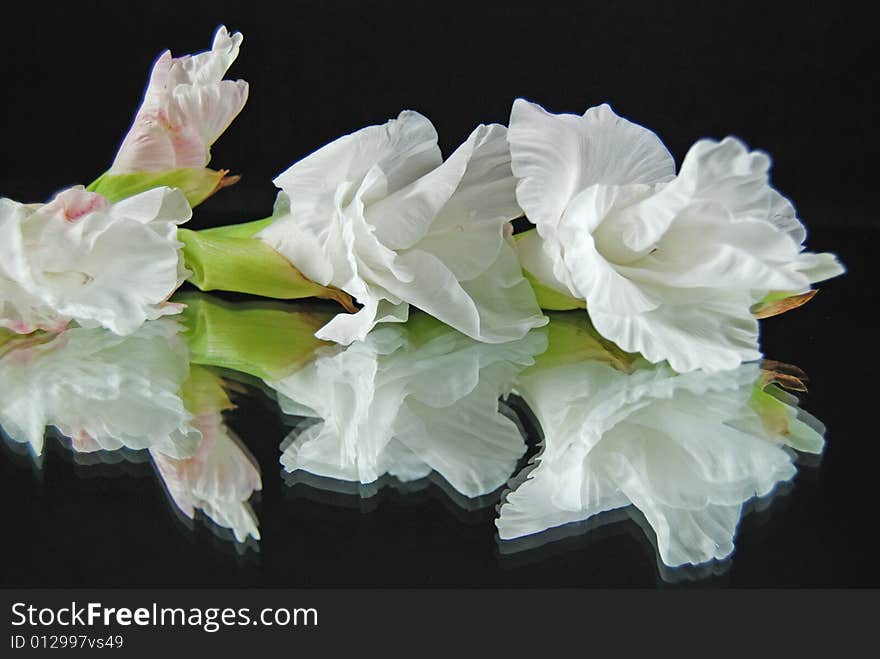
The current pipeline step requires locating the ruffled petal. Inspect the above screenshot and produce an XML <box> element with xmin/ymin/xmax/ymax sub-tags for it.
<box><xmin>617</xmin><ymin>137</ymin><xmax>804</xmax><ymax>254</ymax></box>
<box><xmin>175</xmin><ymin>26</ymin><xmax>243</xmax><ymax>86</ymax></box>
<box><xmin>617</xmin><ymin>209</ymin><xmax>810</xmax><ymax>294</ymax></box>
<box><xmin>0</xmin><ymin>320</ymin><xmax>197</xmax><ymax>458</ymax></box>
<box><xmin>260</xmin><ymin>111</ymin><xmax>440</xmax><ymax>288</ymax></box>
<box><xmin>515</xmin><ymin>229</ymin><xmax>577</xmax><ymax>297</ymax></box>
<box><xmin>791</xmin><ymin>251</ymin><xmax>846</xmax><ymax>285</ymax></box>
<box><xmin>499</xmin><ymin>355</ymin><xmax>818</xmax><ymax>567</ymax></box>
<box><xmin>262</xmin><ymin>113</ymin><xmax>544</xmax><ymax>344</ymax></box>
<box><xmin>508</xmin><ymin>99</ymin><xmax>675</xmax><ymax>240</ymax></box>
<box><xmin>557</xmin><ymin>185</ymin><xmax>661</xmax><ymax>315</ymax></box>
<box><xmin>276</xmin><ymin>319</ymin><xmax>544</xmax><ymax>499</ymax></box>
<box><xmin>171</xmin><ymin>79</ymin><xmax>249</xmax><ymax>156</ymax></box>
<box><xmin>2</xmin><ymin>187</ymin><xmax>191</xmax><ymax>336</ymax></box>
<box><xmin>590</xmin><ymin>289</ymin><xmax>760</xmax><ymax>373</ymax></box>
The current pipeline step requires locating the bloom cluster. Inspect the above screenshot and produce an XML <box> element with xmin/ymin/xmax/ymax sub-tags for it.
<box><xmin>0</xmin><ymin>25</ymin><xmax>843</xmax><ymax>376</ymax></box>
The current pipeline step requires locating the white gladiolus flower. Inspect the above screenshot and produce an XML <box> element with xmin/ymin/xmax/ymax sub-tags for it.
<box><xmin>509</xmin><ymin>99</ymin><xmax>844</xmax><ymax>372</ymax></box>
<box><xmin>152</xmin><ymin>410</ymin><xmax>262</xmax><ymax>543</ymax></box>
<box><xmin>0</xmin><ymin>319</ymin><xmax>199</xmax><ymax>458</ymax></box>
<box><xmin>496</xmin><ymin>347</ymin><xmax>825</xmax><ymax>567</ymax></box>
<box><xmin>110</xmin><ymin>26</ymin><xmax>248</xmax><ymax>174</ymax></box>
<box><xmin>257</xmin><ymin>111</ymin><xmax>547</xmax><ymax>345</ymax></box>
<box><xmin>0</xmin><ymin>185</ymin><xmax>192</xmax><ymax>335</ymax></box>
<box><xmin>272</xmin><ymin>317</ymin><xmax>547</xmax><ymax>499</ymax></box>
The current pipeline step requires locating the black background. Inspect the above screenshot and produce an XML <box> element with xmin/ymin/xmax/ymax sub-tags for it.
<box><xmin>1</xmin><ymin>1</ymin><xmax>877</xmax><ymax>587</ymax></box>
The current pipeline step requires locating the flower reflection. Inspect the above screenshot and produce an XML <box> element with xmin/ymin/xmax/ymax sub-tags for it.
<box><xmin>497</xmin><ymin>313</ymin><xmax>825</xmax><ymax>568</ymax></box>
<box><xmin>1</xmin><ymin>293</ymin><xmax>829</xmax><ymax>572</ymax></box>
<box><xmin>180</xmin><ymin>294</ymin><xmax>547</xmax><ymax>508</ymax></box>
<box><xmin>0</xmin><ymin>318</ymin><xmax>261</xmax><ymax>543</ymax></box>
<box><xmin>270</xmin><ymin>313</ymin><xmax>547</xmax><ymax>501</ymax></box>
<box><xmin>0</xmin><ymin>319</ymin><xmax>197</xmax><ymax>457</ymax></box>
<box><xmin>151</xmin><ymin>365</ymin><xmax>261</xmax><ymax>543</ymax></box>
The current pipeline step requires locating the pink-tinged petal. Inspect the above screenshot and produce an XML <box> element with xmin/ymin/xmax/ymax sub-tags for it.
<box><xmin>152</xmin><ymin>411</ymin><xmax>261</xmax><ymax>542</ymax></box>
<box><xmin>111</xmin><ymin>111</ymin><xmax>208</xmax><ymax>172</ymax></box>
<box><xmin>110</xmin><ymin>26</ymin><xmax>246</xmax><ymax>174</ymax></box>
<box><xmin>171</xmin><ymin>79</ymin><xmax>249</xmax><ymax>154</ymax></box>
<box><xmin>70</xmin><ymin>429</ymin><xmax>101</xmax><ymax>453</ymax></box>
<box><xmin>43</xmin><ymin>186</ymin><xmax>109</xmax><ymax>222</ymax></box>
<box><xmin>1</xmin><ymin>186</ymin><xmax>190</xmax><ymax>337</ymax></box>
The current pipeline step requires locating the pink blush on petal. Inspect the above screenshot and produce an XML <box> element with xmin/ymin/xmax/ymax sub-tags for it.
<box><xmin>3</xmin><ymin>319</ymin><xmax>35</xmax><ymax>334</ymax></box>
<box><xmin>71</xmin><ymin>430</ymin><xmax>100</xmax><ymax>453</ymax></box>
<box><xmin>46</xmin><ymin>187</ymin><xmax>109</xmax><ymax>222</ymax></box>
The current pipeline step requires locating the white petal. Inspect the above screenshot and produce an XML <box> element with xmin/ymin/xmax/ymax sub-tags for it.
<box><xmin>616</xmin><ymin>209</ymin><xmax>810</xmax><ymax>293</ymax></box>
<box><xmin>175</xmin><ymin>26</ymin><xmax>244</xmax><ymax>86</ymax></box>
<box><xmin>0</xmin><ymin>199</ymin><xmax>69</xmax><ymax>333</ymax></box>
<box><xmin>367</xmin><ymin>123</ymin><xmax>518</xmax><ymax>252</ymax></box>
<box><xmin>260</xmin><ymin>111</ymin><xmax>440</xmax><ymax>288</ymax></box>
<box><xmin>271</xmin><ymin>110</ymin><xmax>440</xmax><ymax>208</ymax></box>
<box><xmin>0</xmin><ymin>320</ymin><xmax>197</xmax><ymax>458</ymax></box>
<box><xmin>499</xmin><ymin>356</ymin><xmax>815</xmax><ymax>567</ymax></box>
<box><xmin>1</xmin><ymin>188</ymin><xmax>190</xmax><ymax>336</ymax></box>
<box><xmin>108</xmin><ymin>185</ymin><xmax>192</xmax><ymax>226</ymax></box>
<box><xmin>556</xmin><ymin>185</ymin><xmax>661</xmax><ymax>315</ymax></box>
<box><xmin>619</xmin><ymin>137</ymin><xmax>801</xmax><ymax>254</ymax></box>
<box><xmin>508</xmin><ymin>99</ymin><xmax>675</xmax><ymax>238</ymax></box>
<box><xmin>171</xmin><ymin>79</ymin><xmax>249</xmax><ymax>156</ymax></box>
<box><xmin>515</xmin><ymin>229</ymin><xmax>576</xmax><ymax>297</ymax></box>
<box><xmin>590</xmin><ymin>289</ymin><xmax>760</xmax><ymax>373</ymax></box>
<box><xmin>263</xmin><ymin>114</ymin><xmax>544</xmax><ymax>344</ymax></box>
<box><xmin>791</xmin><ymin>251</ymin><xmax>846</xmax><ymax>285</ymax></box>
<box><xmin>277</xmin><ymin>319</ymin><xmax>545</xmax><ymax>500</ymax></box>
<box><xmin>43</xmin><ymin>216</ymin><xmax>187</xmax><ymax>335</ymax></box>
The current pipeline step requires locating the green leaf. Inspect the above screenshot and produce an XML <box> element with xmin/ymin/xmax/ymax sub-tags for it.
<box><xmin>178</xmin><ymin>227</ymin><xmax>356</xmax><ymax>311</ymax></box>
<box><xmin>87</xmin><ymin>168</ymin><xmax>238</xmax><ymax>207</ymax></box>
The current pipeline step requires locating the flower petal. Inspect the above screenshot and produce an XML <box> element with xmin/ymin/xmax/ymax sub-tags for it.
<box><xmin>277</xmin><ymin>319</ymin><xmax>545</xmax><ymax>499</ymax></box>
<box><xmin>589</xmin><ymin>289</ymin><xmax>761</xmax><ymax>373</ymax></box>
<box><xmin>0</xmin><ymin>319</ymin><xmax>197</xmax><ymax>458</ymax></box>
<box><xmin>508</xmin><ymin>99</ymin><xmax>675</xmax><ymax>239</ymax></box>
<box><xmin>499</xmin><ymin>354</ymin><xmax>816</xmax><ymax>567</ymax></box>
<box><xmin>110</xmin><ymin>26</ymin><xmax>247</xmax><ymax>173</ymax></box>
<box><xmin>261</xmin><ymin>111</ymin><xmax>440</xmax><ymax>288</ymax></box>
<box><xmin>152</xmin><ymin>410</ymin><xmax>261</xmax><ymax>543</ymax></box>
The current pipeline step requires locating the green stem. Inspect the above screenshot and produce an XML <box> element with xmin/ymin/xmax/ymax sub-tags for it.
<box><xmin>178</xmin><ymin>226</ymin><xmax>356</xmax><ymax>311</ymax></box>
<box><xmin>179</xmin><ymin>293</ymin><xmax>333</xmax><ymax>382</ymax></box>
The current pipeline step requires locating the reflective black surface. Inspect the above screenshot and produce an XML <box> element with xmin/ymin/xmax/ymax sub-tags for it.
<box><xmin>2</xmin><ymin>2</ymin><xmax>877</xmax><ymax>587</ymax></box>
<box><xmin>2</xmin><ymin>225</ymin><xmax>876</xmax><ymax>587</ymax></box>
